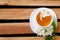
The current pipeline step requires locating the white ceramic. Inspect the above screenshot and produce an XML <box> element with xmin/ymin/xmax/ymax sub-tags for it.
<box><xmin>30</xmin><ymin>8</ymin><xmax>57</xmax><ymax>34</ymax></box>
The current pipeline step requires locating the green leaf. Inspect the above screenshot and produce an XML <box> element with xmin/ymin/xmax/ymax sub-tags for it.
<box><xmin>52</xmin><ymin>20</ymin><xmax>56</xmax><ymax>31</ymax></box>
<box><xmin>45</xmin><ymin>36</ymin><xmax>54</xmax><ymax>40</ymax></box>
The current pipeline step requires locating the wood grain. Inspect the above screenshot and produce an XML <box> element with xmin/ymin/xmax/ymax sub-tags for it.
<box><xmin>0</xmin><ymin>23</ymin><xmax>33</xmax><ymax>34</ymax></box>
<box><xmin>0</xmin><ymin>8</ymin><xmax>60</xmax><ymax>19</ymax></box>
<box><xmin>8</xmin><ymin>1</ymin><xmax>60</xmax><ymax>6</ymax></box>
<box><xmin>0</xmin><ymin>0</ymin><xmax>8</xmax><ymax>5</ymax></box>
<box><xmin>0</xmin><ymin>22</ymin><xmax>59</xmax><ymax>34</ymax></box>
<box><xmin>0</xmin><ymin>36</ymin><xmax>60</xmax><ymax>40</ymax></box>
<box><xmin>0</xmin><ymin>0</ymin><xmax>60</xmax><ymax>6</ymax></box>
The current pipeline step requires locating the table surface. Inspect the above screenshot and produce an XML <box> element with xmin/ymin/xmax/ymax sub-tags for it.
<box><xmin>0</xmin><ymin>0</ymin><xmax>60</xmax><ymax>40</ymax></box>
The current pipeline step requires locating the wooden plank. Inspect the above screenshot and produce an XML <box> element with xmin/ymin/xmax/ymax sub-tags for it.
<box><xmin>7</xmin><ymin>0</ymin><xmax>60</xmax><ymax>6</ymax></box>
<box><xmin>0</xmin><ymin>8</ymin><xmax>60</xmax><ymax>19</ymax></box>
<box><xmin>0</xmin><ymin>37</ymin><xmax>45</xmax><ymax>40</ymax></box>
<box><xmin>0</xmin><ymin>0</ymin><xmax>8</xmax><ymax>5</ymax></box>
<box><xmin>0</xmin><ymin>0</ymin><xmax>60</xmax><ymax>6</ymax></box>
<box><xmin>0</xmin><ymin>36</ymin><xmax>60</xmax><ymax>40</ymax></box>
<box><xmin>0</xmin><ymin>23</ymin><xmax>33</xmax><ymax>34</ymax></box>
<box><xmin>0</xmin><ymin>9</ymin><xmax>33</xmax><ymax>19</ymax></box>
<box><xmin>0</xmin><ymin>22</ymin><xmax>59</xmax><ymax>34</ymax></box>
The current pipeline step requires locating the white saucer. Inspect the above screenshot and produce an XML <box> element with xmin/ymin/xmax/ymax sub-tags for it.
<box><xmin>30</xmin><ymin>8</ymin><xmax>57</xmax><ymax>34</ymax></box>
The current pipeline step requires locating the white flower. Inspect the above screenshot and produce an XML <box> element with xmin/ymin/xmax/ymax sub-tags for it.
<box><xmin>38</xmin><ymin>30</ymin><xmax>45</xmax><ymax>36</ymax></box>
<box><xmin>45</xmin><ymin>27</ymin><xmax>54</xmax><ymax>36</ymax></box>
<box><xmin>37</xmin><ymin>26</ymin><xmax>54</xmax><ymax>36</ymax></box>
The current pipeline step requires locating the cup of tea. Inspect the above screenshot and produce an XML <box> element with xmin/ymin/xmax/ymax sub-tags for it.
<box><xmin>30</xmin><ymin>8</ymin><xmax>57</xmax><ymax>36</ymax></box>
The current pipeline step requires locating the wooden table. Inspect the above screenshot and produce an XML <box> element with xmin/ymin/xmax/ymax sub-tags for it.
<box><xmin>0</xmin><ymin>0</ymin><xmax>60</xmax><ymax>40</ymax></box>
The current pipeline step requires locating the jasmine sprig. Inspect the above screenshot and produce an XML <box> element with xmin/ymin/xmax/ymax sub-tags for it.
<box><xmin>45</xmin><ymin>20</ymin><xmax>56</xmax><ymax>40</ymax></box>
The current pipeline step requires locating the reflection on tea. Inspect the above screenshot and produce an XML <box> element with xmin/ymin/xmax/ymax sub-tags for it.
<box><xmin>36</xmin><ymin>11</ymin><xmax>52</xmax><ymax>27</ymax></box>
